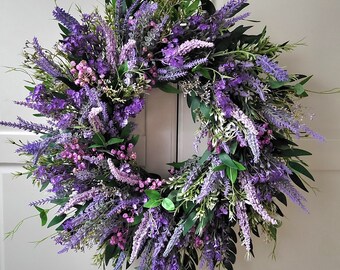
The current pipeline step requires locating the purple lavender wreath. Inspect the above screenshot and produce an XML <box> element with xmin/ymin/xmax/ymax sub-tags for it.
<box><xmin>1</xmin><ymin>0</ymin><xmax>323</xmax><ymax>269</ymax></box>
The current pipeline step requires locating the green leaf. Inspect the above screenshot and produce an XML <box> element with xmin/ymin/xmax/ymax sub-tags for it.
<box><xmin>288</xmin><ymin>161</ymin><xmax>314</xmax><ymax>181</ymax></box>
<box><xmin>200</xmin><ymin>103</ymin><xmax>211</xmax><ymax>118</ymax></box>
<box><xmin>104</xmin><ymin>244</ymin><xmax>117</xmax><ymax>266</ymax></box>
<box><xmin>145</xmin><ymin>189</ymin><xmax>161</xmax><ymax>200</ymax></box>
<box><xmin>183</xmin><ymin>211</ymin><xmax>197</xmax><ymax>235</ymax></box>
<box><xmin>199</xmin><ymin>149</ymin><xmax>211</xmax><ymax>165</ymax></box>
<box><xmin>93</xmin><ymin>133</ymin><xmax>106</xmax><ymax>146</ymax></box>
<box><xmin>229</xmin><ymin>141</ymin><xmax>238</xmax><ymax>155</ymax></box>
<box><xmin>280</xmin><ymin>148</ymin><xmax>312</xmax><ymax>157</ymax></box>
<box><xmin>275</xmin><ymin>192</ymin><xmax>288</xmax><ymax>206</ymax></box>
<box><xmin>300</xmin><ymin>75</ymin><xmax>313</xmax><ymax>85</ymax></box>
<box><xmin>130</xmin><ymin>135</ymin><xmax>139</xmax><ymax>146</ymax></box>
<box><xmin>227</xmin><ymin>167</ymin><xmax>238</xmax><ymax>183</ymax></box>
<box><xmin>40</xmin><ymin>181</ymin><xmax>49</xmax><ymax>192</ymax></box>
<box><xmin>143</xmin><ymin>199</ymin><xmax>162</xmax><ymax>208</ymax></box>
<box><xmin>118</xmin><ymin>62</ymin><xmax>128</xmax><ymax>77</ymax></box>
<box><xmin>35</xmin><ymin>206</ymin><xmax>48</xmax><ymax>226</ymax></box>
<box><xmin>182</xmin><ymin>201</ymin><xmax>195</xmax><ymax>214</ymax></box>
<box><xmin>268</xmin><ymin>79</ymin><xmax>286</xmax><ymax>89</ymax></box>
<box><xmin>157</xmin><ymin>83</ymin><xmax>181</xmax><ymax>94</ymax></box>
<box><xmin>88</xmin><ymin>144</ymin><xmax>104</xmax><ymax>149</ymax></box>
<box><xmin>161</xmin><ymin>198</ymin><xmax>175</xmax><ymax>211</ymax></box>
<box><xmin>294</xmin><ymin>83</ymin><xmax>305</xmax><ymax>96</ymax></box>
<box><xmin>47</xmin><ymin>214</ymin><xmax>66</xmax><ymax>228</ymax></box>
<box><xmin>190</xmin><ymin>95</ymin><xmax>200</xmax><ymax>122</ymax></box>
<box><xmin>196</xmin><ymin>210</ymin><xmax>213</xmax><ymax>235</ymax></box>
<box><xmin>219</xmin><ymin>153</ymin><xmax>238</xmax><ymax>169</ymax></box>
<box><xmin>24</xmin><ymin>86</ymin><xmax>35</xmax><ymax>91</ymax></box>
<box><xmin>193</xmin><ymin>66</ymin><xmax>211</xmax><ymax>79</ymax></box>
<box><xmin>50</xmin><ymin>197</ymin><xmax>68</xmax><ymax>206</ymax></box>
<box><xmin>107</xmin><ymin>137</ymin><xmax>124</xmax><ymax>145</ymax></box>
<box><xmin>213</xmin><ymin>165</ymin><xmax>227</xmax><ymax>172</ymax></box>
<box><xmin>131</xmin><ymin>214</ymin><xmax>142</xmax><ymax>226</ymax></box>
<box><xmin>121</xmin><ymin>123</ymin><xmax>134</xmax><ymax>138</ymax></box>
<box><xmin>58</xmin><ymin>23</ymin><xmax>70</xmax><ymax>36</ymax></box>
<box><xmin>233</xmin><ymin>161</ymin><xmax>246</xmax><ymax>171</ymax></box>
<box><xmin>185</xmin><ymin>0</ymin><xmax>200</xmax><ymax>16</ymax></box>
<box><xmin>167</xmin><ymin>161</ymin><xmax>185</xmax><ymax>169</ymax></box>
<box><xmin>290</xmin><ymin>172</ymin><xmax>309</xmax><ymax>192</ymax></box>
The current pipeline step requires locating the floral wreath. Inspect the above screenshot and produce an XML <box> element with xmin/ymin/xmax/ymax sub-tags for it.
<box><xmin>1</xmin><ymin>0</ymin><xmax>323</xmax><ymax>270</ymax></box>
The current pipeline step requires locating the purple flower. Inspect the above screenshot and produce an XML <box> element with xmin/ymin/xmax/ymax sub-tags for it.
<box><xmin>53</xmin><ymin>7</ymin><xmax>80</xmax><ymax>32</ymax></box>
<box><xmin>231</xmin><ymin>106</ymin><xmax>260</xmax><ymax>162</ymax></box>
<box><xmin>130</xmin><ymin>211</ymin><xmax>151</xmax><ymax>263</ymax></box>
<box><xmin>107</xmin><ymin>159</ymin><xmax>141</xmax><ymax>185</ymax></box>
<box><xmin>240</xmin><ymin>173</ymin><xmax>278</xmax><ymax>224</ymax></box>
<box><xmin>57</xmin><ymin>187</ymin><xmax>101</xmax><ymax>215</ymax></box>
<box><xmin>163</xmin><ymin>224</ymin><xmax>184</xmax><ymax>257</ymax></box>
<box><xmin>124</xmin><ymin>98</ymin><xmax>145</xmax><ymax>117</ymax></box>
<box><xmin>272</xmin><ymin>178</ymin><xmax>308</xmax><ymax>212</ymax></box>
<box><xmin>32</xmin><ymin>38</ymin><xmax>63</xmax><ymax>78</ymax></box>
<box><xmin>177</xmin><ymin>39</ymin><xmax>214</xmax><ymax>56</ymax></box>
<box><xmin>256</xmin><ymin>55</ymin><xmax>289</xmax><ymax>82</ymax></box>
<box><xmin>235</xmin><ymin>201</ymin><xmax>251</xmax><ymax>252</ymax></box>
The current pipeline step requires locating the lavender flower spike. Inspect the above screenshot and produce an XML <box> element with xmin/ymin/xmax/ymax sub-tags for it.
<box><xmin>163</xmin><ymin>224</ymin><xmax>184</xmax><ymax>257</ymax></box>
<box><xmin>177</xmin><ymin>39</ymin><xmax>214</xmax><ymax>56</ymax></box>
<box><xmin>256</xmin><ymin>55</ymin><xmax>289</xmax><ymax>82</ymax></box>
<box><xmin>88</xmin><ymin>107</ymin><xmax>106</xmax><ymax>134</ymax></box>
<box><xmin>129</xmin><ymin>212</ymin><xmax>151</xmax><ymax>264</ymax></box>
<box><xmin>107</xmin><ymin>159</ymin><xmax>140</xmax><ymax>185</ymax></box>
<box><xmin>240</xmin><ymin>175</ymin><xmax>278</xmax><ymax>225</ymax></box>
<box><xmin>119</xmin><ymin>39</ymin><xmax>137</xmax><ymax>64</ymax></box>
<box><xmin>100</xmin><ymin>19</ymin><xmax>117</xmax><ymax>71</ymax></box>
<box><xmin>52</xmin><ymin>7</ymin><xmax>80</xmax><ymax>31</ymax></box>
<box><xmin>158</xmin><ymin>70</ymin><xmax>188</xmax><ymax>81</ymax></box>
<box><xmin>235</xmin><ymin>201</ymin><xmax>252</xmax><ymax>252</ymax></box>
<box><xmin>231</xmin><ymin>106</ymin><xmax>260</xmax><ymax>162</ymax></box>
<box><xmin>57</xmin><ymin>187</ymin><xmax>101</xmax><ymax>215</ymax></box>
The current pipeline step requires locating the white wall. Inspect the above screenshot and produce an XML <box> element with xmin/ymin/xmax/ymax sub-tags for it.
<box><xmin>1</xmin><ymin>0</ymin><xmax>340</xmax><ymax>270</ymax></box>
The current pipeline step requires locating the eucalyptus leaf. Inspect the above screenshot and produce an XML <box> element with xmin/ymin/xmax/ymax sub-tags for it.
<box><xmin>161</xmin><ymin>198</ymin><xmax>175</xmax><ymax>211</ymax></box>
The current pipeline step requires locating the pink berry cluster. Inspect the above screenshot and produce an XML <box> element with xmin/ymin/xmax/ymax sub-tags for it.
<box><xmin>70</xmin><ymin>60</ymin><xmax>101</xmax><ymax>87</ymax></box>
<box><xmin>109</xmin><ymin>227</ymin><xmax>127</xmax><ymax>250</ymax></box>
<box><xmin>257</xmin><ymin>123</ymin><xmax>273</xmax><ymax>148</ymax></box>
<box><xmin>136</xmin><ymin>177</ymin><xmax>164</xmax><ymax>193</ymax></box>
<box><xmin>110</xmin><ymin>143</ymin><xmax>137</xmax><ymax>161</ymax></box>
<box><xmin>122</xmin><ymin>212</ymin><xmax>135</xmax><ymax>224</ymax></box>
<box><xmin>194</xmin><ymin>236</ymin><xmax>204</xmax><ymax>248</ymax></box>
<box><xmin>60</xmin><ymin>138</ymin><xmax>86</xmax><ymax>171</ymax></box>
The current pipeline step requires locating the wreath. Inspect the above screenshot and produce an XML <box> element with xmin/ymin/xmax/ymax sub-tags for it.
<box><xmin>1</xmin><ymin>0</ymin><xmax>323</xmax><ymax>270</ymax></box>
